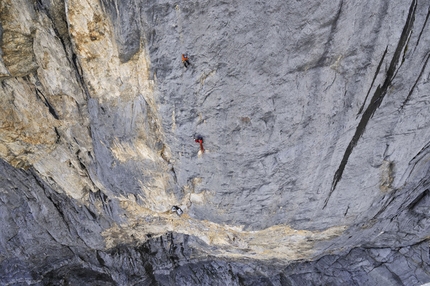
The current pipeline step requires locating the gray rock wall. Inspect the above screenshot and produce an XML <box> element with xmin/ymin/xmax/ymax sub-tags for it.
<box><xmin>1</xmin><ymin>158</ymin><xmax>429</xmax><ymax>285</ymax></box>
<box><xmin>1</xmin><ymin>0</ymin><xmax>430</xmax><ymax>284</ymax></box>
<box><xmin>146</xmin><ymin>0</ymin><xmax>430</xmax><ymax>231</ymax></box>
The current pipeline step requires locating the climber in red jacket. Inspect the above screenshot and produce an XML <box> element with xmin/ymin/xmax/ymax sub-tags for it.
<box><xmin>194</xmin><ymin>136</ymin><xmax>204</xmax><ymax>153</ymax></box>
<box><xmin>182</xmin><ymin>53</ymin><xmax>190</xmax><ymax>68</ymax></box>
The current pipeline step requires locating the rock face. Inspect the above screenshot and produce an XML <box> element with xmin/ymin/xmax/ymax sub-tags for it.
<box><xmin>1</xmin><ymin>0</ymin><xmax>430</xmax><ymax>284</ymax></box>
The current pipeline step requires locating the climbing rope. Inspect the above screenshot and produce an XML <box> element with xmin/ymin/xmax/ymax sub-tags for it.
<box><xmin>175</xmin><ymin>5</ymin><xmax>184</xmax><ymax>48</ymax></box>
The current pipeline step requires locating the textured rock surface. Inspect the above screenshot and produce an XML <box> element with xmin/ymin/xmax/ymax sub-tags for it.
<box><xmin>1</xmin><ymin>0</ymin><xmax>430</xmax><ymax>284</ymax></box>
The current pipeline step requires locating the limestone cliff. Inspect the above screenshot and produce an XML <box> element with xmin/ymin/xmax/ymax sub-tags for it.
<box><xmin>1</xmin><ymin>0</ymin><xmax>430</xmax><ymax>284</ymax></box>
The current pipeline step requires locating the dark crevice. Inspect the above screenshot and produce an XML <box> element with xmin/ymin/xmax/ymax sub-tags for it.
<box><xmin>34</xmin><ymin>0</ymin><xmax>45</xmax><ymax>11</ymax></box>
<box><xmin>409</xmin><ymin>141</ymin><xmax>430</xmax><ymax>164</ymax></box>
<box><xmin>343</xmin><ymin>204</ymin><xmax>350</xmax><ymax>216</ymax></box>
<box><xmin>90</xmin><ymin>190</ymin><xmax>114</xmax><ymax>219</ymax></box>
<box><xmin>85</xmin><ymin>205</ymin><xmax>98</xmax><ymax>220</ymax></box>
<box><xmin>408</xmin><ymin>189</ymin><xmax>429</xmax><ymax>211</ymax></box>
<box><xmin>45</xmin><ymin>6</ymin><xmax>92</xmax><ymax>105</ymax></box>
<box><xmin>46</xmin><ymin>194</ymin><xmax>68</xmax><ymax>225</ymax></box>
<box><xmin>30</xmin><ymin>170</ymin><xmax>74</xmax><ymax>233</ymax></box>
<box><xmin>96</xmin><ymin>250</ymin><xmax>105</xmax><ymax>266</ymax></box>
<box><xmin>400</xmin><ymin>52</ymin><xmax>430</xmax><ymax>109</ymax></box>
<box><xmin>87</xmin><ymin>121</ymin><xmax>94</xmax><ymax>137</ymax></box>
<box><xmin>54</xmin><ymin>127</ymin><xmax>61</xmax><ymax>143</ymax></box>
<box><xmin>35</xmin><ymin>88</ymin><xmax>59</xmax><ymax>120</ymax></box>
<box><xmin>44</xmin><ymin>229</ymin><xmax>62</xmax><ymax>244</ymax></box>
<box><xmin>324</xmin><ymin>73</ymin><xmax>337</xmax><ymax>92</ymax></box>
<box><xmin>370</xmin><ymin>195</ymin><xmax>396</xmax><ymax>221</ymax></box>
<box><xmin>400</xmin><ymin>33</ymin><xmax>412</xmax><ymax>67</ymax></box>
<box><xmin>402</xmin><ymin>141</ymin><xmax>430</xmax><ymax>181</ymax></box>
<box><xmin>413</xmin><ymin>6</ymin><xmax>430</xmax><ymax>54</ymax></box>
<box><xmin>7</xmin><ymin>233</ymin><xmax>18</xmax><ymax>242</ymax></box>
<box><xmin>76</xmin><ymin>150</ymin><xmax>89</xmax><ymax>174</ymax></box>
<box><xmin>323</xmin><ymin>0</ymin><xmax>417</xmax><ymax>209</ymax></box>
<box><xmin>171</xmin><ymin>166</ymin><xmax>178</xmax><ymax>183</ymax></box>
<box><xmin>71</xmin><ymin>53</ymin><xmax>92</xmax><ymax>100</ymax></box>
<box><xmin>316</xmin><ymin>0</ymin><xmax>344</xmax><ymax>67</ymax></box>
<box><xmin>34</xmin><ymin>0</ymin><xmax>75</xmax><ymax>70</ymax></box>
<box><xmin>386</xmin><ymin>265</ymin><xmax>405</xmax><ymax>285</ymax></box>
<box><xmin>78</xmin><ymin>160</ymin><xmax>87</xmax><ymax>172</ymax></box>
<box><xmin>41</xmin><ymin>185</ymin><xmax>93</xmax><ymax>250</ymax></box>
<box><xmin>357</xmin><ymin>47</ymin><xmax>388</xmax><ymax>117</ymax></box>
<box><xmin>90</xmin><ymin>190</ymin><xmax>109</xmax><ymax>205</ymax></box>
<box><xmin>388</xmin><ymin>3</ymin><xmax>416</xmax><ymax>83</ymax></box>
<box><xmin>31</xmin><ymin>169</ymin><xmax>49</xmax><ymax>193</ymax></box>
<box><xmin>143</xmin><ymin>262</ymin><xmax>157</xmax><ymax>283</ymax></box>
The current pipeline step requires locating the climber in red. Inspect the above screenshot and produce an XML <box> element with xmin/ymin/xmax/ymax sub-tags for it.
<box><xmin>194</xmin><ymin>136</ymin><xmax>204</xmax><ymax>153</ymax></box>
<box><xmin>182</xmin><ymin>53</ymin><xmax>190</xmax><ymax>68</ymax></box>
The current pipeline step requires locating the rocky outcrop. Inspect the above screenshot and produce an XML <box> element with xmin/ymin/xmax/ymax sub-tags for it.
<box><xmin>1</xmin><ymin>0</ymin><xmax>430</xmax><ymax>284</ymax></box>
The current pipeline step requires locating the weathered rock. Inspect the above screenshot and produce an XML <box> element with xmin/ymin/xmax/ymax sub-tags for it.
<box><xmin>1</xmin><ymin>0</ymin><xmax>430</xmax><ymax>284</ymax></box>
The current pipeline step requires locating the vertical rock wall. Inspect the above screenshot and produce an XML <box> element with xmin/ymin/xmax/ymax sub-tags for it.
<box><xmin>1</xmin><ymin>0</ymin><xmax>430</xmax><ymax>284</ymax></box>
